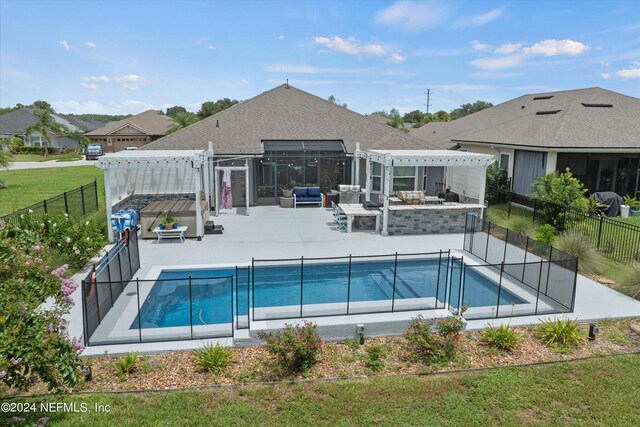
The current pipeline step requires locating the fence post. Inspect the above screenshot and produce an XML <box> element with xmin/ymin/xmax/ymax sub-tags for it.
<box><xmin>596</xmin><ymin>216</ymin><xmax>604</xmax><ymax>250</ymax></box>
<box><xmin>495</xmin><ymin>262</ymin><xmax>505</xmax><ymax>318</ymax></box>
<box><xmin>81</xmin><ymin>279</ymin><xmax>89</xmax><ymax>346</ymax></box>
<box><xmin>93</xmin><ymin>179</ymin><xmax>99</xmax><ymax>210</ymax></box>
<box><xmin>300</xmin><ymin>256</ymin><xmax>304</xmax><ymax>318</ymax></box>
<box><xmin>63</xmin><ymin>192</ymin><xmax>69</xmax><ymax>215</ymax></box>
<box><xmin>235</xmin><ymin>266</ymin><xmax>239</xmax><ymax>330</ymax></box>
<box><xmin>230</xmin><ymin>276</ymin><xmax>234</xmax><ymax>338</ymax></box>
<box><xmin>189</xmin><ymin>276</ymin><xmax>193</xmax><ymax>339</ymax></box>
<box><xmin>484</xmin><ymin>221</ymin><xmax>491</xmax><ymax>262</ymax></box>
<box><xmin>457</xmin><ymin>256</ymin><xmax>464</xmax><ymax>314</ymax></box>
<box><xmin>43</xmin><ymin>199</ymin><xmax>48</xmax><ymax>214</ymax></box>
<box><xmin>391</xmin><ymin>252</ymin><xmax>398</xmax><ymax>312</ymax></box>
<box><xmin>251</xmin><ymin>258</ymin><xmax>255</xmax><ymax>322</ymax></box>
<box><xmin>435</xmin><ymin>250</ymin><xmax>442</xmax><ymax>310</ymax></box>
<box><xmin>347</xmin><ymin>255</ymin><xmax>352</xmax><ymax>315</ymax></box>
<box><xmin>562</xmin><ymin>207</ymin><xmax>567</xmax><ymax>231</ymax></box>
<box><xmin>136</xmin><ymin>279</ymin><xmax>142</xmax><ymax>343</ymax></box>
<box><xmin>508</xmin><ymin>201</ymin><xmax>512</xmax><ymax>217</ymax></box>
<box><xmin>246</xmin><ymin>268</ymin><xmax>250</xmax><ymax>330</ymax></box>
<box><xmin>534</xmin><ymin>260</ymin><xmax>544</xmax><ymax>315</ymax></box>
<box><xmin>544</xmin><ymin>247</ymin><xmax>553</xmax><ymax>296</ymax></box>
<box><xmin>532</xmin><ymin>199</ymin><xmax>537</xmax><ymax>224</ymax></box>
<box><xmin>503</xmin><ymin>228</ymin><xmax>509</xmax><ymax>262</ymax></box>
<box><xmin>522</xmin><ymin>237</ymin><xmax>529</xmax><ymax>282</ymax></box>
<box><xmin>80</xmin><ymin>186</ymin><xmax>86</xmax><ymax>216</ymax></box>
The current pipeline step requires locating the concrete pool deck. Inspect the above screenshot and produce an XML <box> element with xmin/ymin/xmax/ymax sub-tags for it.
<box><xmin>73</xmin><ymin>206</ymin><xmax>640</xmax><ymax>356</ymax></box>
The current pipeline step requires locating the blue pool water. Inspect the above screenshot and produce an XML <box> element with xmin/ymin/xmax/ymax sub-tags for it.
<box><xmin>132</xmin><ymin>259</ymin><xmax>526</xmax><ymax>329</ymax></box>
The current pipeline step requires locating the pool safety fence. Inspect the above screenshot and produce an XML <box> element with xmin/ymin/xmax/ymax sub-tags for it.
<box><xmin>463</xmin><ymin>213</ymin><xmax>578</xmax><ymax>317</ymax></box>
<box><xmin>1</xmin><ymin>180</ymin><xmax>99</xmax><ymax>225</ymax></box>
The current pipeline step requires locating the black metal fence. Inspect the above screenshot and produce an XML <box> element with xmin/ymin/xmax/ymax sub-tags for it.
<box><xmin>462</xmin><ymin>213</ymin><xmax>578</xmax><ymax>319</ymax></box>
<box><xmin>487</xmin><ymin>186</ymin><xmax>640</xmax><ymax>263</ymax></box>
<box><xmin>1</xmin><ymin>180</ymin><xmax>99</xmax><ymax>225</ymax></box>
<box><xmin>81</xmin><ymin>228</ymin><xmax>141</xmax><ymax>346</ymax></box>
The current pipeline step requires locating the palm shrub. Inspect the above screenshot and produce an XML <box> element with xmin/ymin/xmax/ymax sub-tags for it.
<box><xmin>534</xmin><ymin>318</ymin><xmax>583</xmax><ymax>352</ymax></box>
<box><xmin>616</xmin><ymin>262</ymin><xmax>640</xmax><ymax>300</ymax></box>
<box><xmin>363</xmin><ymin>344</ymin><xmax>388</xmax><ymax>372</ymax></box>
<box><xmin>115</xmin><ymin>352</ymin><xmax>139</xmax><ymax>377</ymax></box>
<box><xmin>554</xmin><ymin>230</ymin><xmax>603</xmax><ymax>275</ymax></box>
<box><xmin>534</xmin><ymin>224</ymin><xmax>557</xmax><ymax>245</ymax></box>
<box><xmin>194</xmin><ymin>343</ymin><xmax>232</xmax><ymax>374</ymax></box>
<box><xmin>480</xmin><ymin>324</ymin><xmax>519</xmax><ymax>351</ymax></box>
<box><xmin>530</xmin><ymin>168</ymin><xmax>588</xmax><ymax>211</ymax></box>
<box><xmin>258</xmin><ymin>322</ymin><xmax>323</xmax><ymax>374</ymax></box>
<box><xmin>506</xmin><ymin>215</ymin><xmax>535</xmax><ymax>236</ymax></box>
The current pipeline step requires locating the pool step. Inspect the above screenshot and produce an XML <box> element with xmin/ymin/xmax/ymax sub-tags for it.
<box><xmin>378</xmin><ymin>269</ymin><xmax>422</xmax><ymax>299</ymax></box>
<box><xmin>368</xmin><ymin>270</ymin><xmax>411</xmax><ymax>300</ymax></box>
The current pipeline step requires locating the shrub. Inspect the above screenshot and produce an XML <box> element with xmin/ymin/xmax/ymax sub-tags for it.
<box><xmin>530</xmin><ymin>168</ymin><xmax>588</xmax><ymax>211</ymax></box>
<box><xmin>506</xmin><ymin>215</ymin><xmax>535</xmax><ymax>236</ymax></box>
<box><xmin>534</xmin><ymin>224</ymin><xmax>557</xmax><ymax>245</ymax></box>
<box><xmin>258</xmin><ymin>322</ymin><xmax>323</xmax><ymax>374</ymax></box>
<box><xmin>405</xmin><ymin>316</ymin><xmax>463</xmax><ymax>364</ymax></box>
<box><xmin>115</xmin><ymin>352</ymin><xmax>139</xmax><ymax>377</ymax></box>
<box><xmin>554</xmin><ymin>231</ymin><xmax>603</xmax><ymax>275</ymax></box>
<box><xmin>17</xmin><ymin>146</ymin><xmax>55</xmax><ymax>155</ymax></box>
<box><xmin>363</xmin><ymin>344</ymin><xmax>388</xmax><ymax>372</ymax></box>
<box><xmin>534</xmin><ymin>318</ymin><xmax>583</xmax><ymax>351</ymax></box>
<box><xmin>343</xmin><ymin>337</ymin><xmax>360</xmax><ymax>351</ymax></box>
<box><xmin>486</xmin><ymin>161</ymin><xmax>508</xmax><ymax>189</ymax></box>
<box><xmin>480</xmin><ymin>324</ymin><xmax>519</xmax><ymax>351</ymax></box>
<box><xmin>617</xmin><ymin>262</ymin><xmax>640</xmax><ymax>300</ymax></box>
<box><xmin>194</xmin><ymin>343</ymin><xmax>232</xmax><ymax>374</ymax></box>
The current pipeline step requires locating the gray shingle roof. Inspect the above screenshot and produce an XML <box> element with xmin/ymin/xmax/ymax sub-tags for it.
<box><xmin>86</xmin><ymin>110</ymin><xmax>172</xmax><ymax>136</ymax></box>
<box><xmin>142</xmin><ymin>84</ymin><xmax>438</xmax><ymax>154</ymax></box>
<box><xmin>0</xmin><ymin>108</ymin><xmax>83</xmax><ymax>134</ymax></box>
<box><xmin>410</xmin><ymin>87</ymin><xmax>640</xmax><ymax>150</ymax></box>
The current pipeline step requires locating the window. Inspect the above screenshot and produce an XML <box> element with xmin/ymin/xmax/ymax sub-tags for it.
<box><xmin>500</xmin><ymin>153</ymin><xmax>510</xmax><ymax>171</ymax></box>
<box><xmin>392</xmin><ymin>166</ymin><xmax>416</xmax><ymax>192</ymax></box>
<box><xmin>30</xmin><ymin>136</ymin><xmax>44</xmax><ymax>147</ymax></box>
<box><xmin>371</xmin><ymin>162</ymin><xmax>382</xmax><ymax>193</ymax></box>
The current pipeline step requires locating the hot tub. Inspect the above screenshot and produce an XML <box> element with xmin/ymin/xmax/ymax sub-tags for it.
<box><xmin>140</xmin><ymin>200</ymin><xmax>208</xmax><ymax>239</ymax></box>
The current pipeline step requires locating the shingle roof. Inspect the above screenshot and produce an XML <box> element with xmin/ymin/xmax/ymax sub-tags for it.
<box><xmin>142</xmin><ymin>84</ymin><xmax>438</xmax><ymax>154</ymax></box>
<box><xmin>86</xmin><ymin>110</ymin><xmax>172</xmax><ymax>136</ymax></box>
<box><xmin>58</xmin><ymin>115</ymin><xmax>103</xmax><ymax>132</ymax></box>
<box><xmin>410</xmin><ymin>87</ymin><xmax>640</xmax><ymax>150</ymax></box>
<box><xmin>0</xmin><ymin>108</ymin><xmax>83</xmax><ymax>134</ymax></box>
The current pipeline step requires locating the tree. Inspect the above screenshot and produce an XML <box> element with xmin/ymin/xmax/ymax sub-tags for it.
<box><xmin>369</xmin><ymin>109</ymin><xmax>390</xmax><ymax>118</ymax></box>
<box><xmin>328</xmin><ymin>95</ymin><xmax>347</xmax><ymax>108</ymax></box>
<box><xmin>197</xmin><ymin>98</ymin><xmax>239</xmax><ymax>119</ymax></box>
<box><xmin>402</xmin><ymin>110</ymin><xmax>425</xmax><ymax>124</ymax></box>
<box><xmin>28</xmin><ymin>100</ymin><xmax>55</xmax><ymax>113</ymax></box>
<box><xmin>450</xmin><ymin>100</ymin><xmax>493</xmax><ymax>120</ymax></box>
<box><xmin>166</xmin><ymin>111</ymin><xmax>199</xmax><ymax>134</ymax></box>
<box><xmin>0</xmin><ymin>139</ymin><xmax>13</xmax><ymax>169</ymax></box>
<box><xmin>24</xmin><ymin>109</ymin><xmax>69</xmax><ymax>156</ymax></box>
<box><xmin>388</xmin><ymin>108</ymin><xmax>401</xmax><ymax>119</ymax></box>
<box><xmin>530</xmin><ymin>168</ymin><xmax>588</xmax><ymax>210</ymax></box>
<box><xmin>433</xmin><ymin>110</ymin><xmax>450</xmax><ymax>122</ymax></box>
<box><xmin>165</xmin><ymin>106</ymin><xmax>187</xmax><ymax>118</ymax></box>
<box><xmin>65</xmin><ymin>130</ymin><xmax>90</xmax><ymax>149</ymax></box>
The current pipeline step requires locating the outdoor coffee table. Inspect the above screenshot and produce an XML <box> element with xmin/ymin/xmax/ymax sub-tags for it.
<box><xmin>153</xmin><ymin>226</ymin><xmax>188</xmax><ymax>243</ymax></box>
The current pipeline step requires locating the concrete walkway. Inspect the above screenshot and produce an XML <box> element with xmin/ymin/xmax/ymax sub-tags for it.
<box><xmin>6</xmin><ymin>159</ymin><xmax>97</xmax><ymax>170</ymax></box>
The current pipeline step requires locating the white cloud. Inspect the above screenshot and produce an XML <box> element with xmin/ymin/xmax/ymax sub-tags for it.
<box><xmin>433</xmin><ymin>84</ymin><xmax>495</xmax><ymax>91</ymax></box>
<box><xmin>81</xmin><ymin>74</ymin><xmax>147</xmax><ymax>91</ymax></box>
<box><xmin>522</xmin><ymin>39</ymin><xmax>589</xmax><ymax>56</ymax></box>
<box><xmin>455</xmin><ymin>9</ymin><xmax>503</xmax><ymax>27</ymax></box>
<box><xmin>469</xmin><ymin>71</ymin><xmax>522</xmax><ymax>79</ymax></box>
<box><xmin>52</xmin><ymin>100</ymin><xmax>156</xmax><ymax>115</ymax></box>
<box><xmin>374</xmin><ymin>0</ymin><xmax>449</xmax><ymax>32</ymax></box>
<box><xmin>495</xmin><ymin>43</ymin><xmax>523</xmax><ymax>54</ymax></box>
<box><xmin>85</xmin><ymin>41</ymin><xmax>96</xmax><ymax>48</ymax></box>
<box><xmin>60</xmin><ymin>40</ymin><xmax>71</xmax><ymax>51</ymax></box>
<box><xmin>387</xmin><ymin>53</ymin><xmax>406</xmax><ymax>64</ymax></box>
<box><xmin>264</xmin><ymin>64</ymin><xmax>319</xmax><ymax>74</ymax></box>
<box><xmin>279</xmin><ymin>35</ymin><xmax>285</xmax><ymax>40</ymax></box>
<box><xmin>470</xmin><ymin>54</ymin><xmax>527</xmax><ymax>70</ymax></box>
<box><xmin>601</xmin><ymin>72</ymin><xmax>611</xmax><ymax>79</ymax></box>
<box><xmin>207</xmin><ymin>45</ymin><xmax>216</xmax><ymax>50</ymax></box>
<box><xmin>469</xmin><ymin>40</ymin><xmax>491</xmax><ymax>52</ymax></box>
<box><xmin>84</xmin><ymin>75</ymin><xmax>110</xmax><ymax>82</ymax></box>
<box><xmin>314</xmin><ymin>36</ymin><xmax>385</xmax><ymax>56</ymax></box>
<box><xmin>81</xmin><ymin>82</ymin><xmax>99</xmax><ymax>89</ymax></box>
<box><xmin>615</xmin><ymin>68</ymin><xmax>640</xmax><ymax>79</ymax></box>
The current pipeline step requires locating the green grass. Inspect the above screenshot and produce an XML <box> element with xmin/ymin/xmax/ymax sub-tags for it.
<box><xmin>12</xmin><ymin>153</ymin><xmax>84</xmax><ymax>162</ymax></box>
<box><xmin>0</xmin><ymin>165</ymin><xmax>104</xmax><ymax>215</ymax></box>
<box><xmin>4</xmin><ymin>355</ymin><xmax>639</xmax><ymax>426</ymax></box>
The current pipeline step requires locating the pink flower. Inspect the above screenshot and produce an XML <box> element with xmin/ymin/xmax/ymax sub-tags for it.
<box><xmin>71</xmin><ymin>337</ymin><xmax>84</xmax><ymax>354</ymax></box>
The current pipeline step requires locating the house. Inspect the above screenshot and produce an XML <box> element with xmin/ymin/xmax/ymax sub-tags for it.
<box><xmin>410</xmin><ymin>88</ymin><xmax>640</xmax><ymax>197</ymax></box>
<box><xmin>86</xmin><ymin>109</ymin><xmax>172</xmax><ymax>152</ymax></box>
<box><xmin>0</xmin><ymin>108</ymin><xmax>98</xmax><ymax>150</ymax></box>
<box><xmin>142</xmin><ymin>84</ymin><xmax>446</xmax><ymax>206</ymax></box>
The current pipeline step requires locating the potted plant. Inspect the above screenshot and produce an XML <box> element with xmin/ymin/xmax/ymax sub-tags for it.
<box><xmin>280</xmin><ymin>184</ymin><xmax>293</xmax><ymax>198</ymax></box>
<box><xmin>161</xmin><ymin>211</ymin><xmax>176</xmax><ymax>230</ymax></box>
<box><xmin>630</xmin><ymin>199</ymin><xmax>640</xmax><ymax>217</ymax></box>
<box><xmin>621</xmin><ymin>195</ymin><xmax>635</xmax><ymax>219</ymax></box>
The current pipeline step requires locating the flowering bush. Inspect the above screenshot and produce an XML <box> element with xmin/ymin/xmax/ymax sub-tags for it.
<box><xmin>405</xmin><ymin>316</ymin><xmax>464</xmax><ymax>365</ymax></box>
<box><xmin>0</xmin><ymin>220</ymin><xmax>85</xmax><ymax>394</ymax></box>
<box><xmin>15</xmin><ymin>211</ymin><xmax>105</xmax><ymax>268</ymax></box>
<box><xmin>258</xmin><ymin>322</ymin><xmax>323</xmax><ymax>374</ymax></box>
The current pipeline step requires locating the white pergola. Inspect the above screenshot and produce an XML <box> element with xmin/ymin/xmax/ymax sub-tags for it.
<box><xmin>98</xmin><ymin>148</ymin><xmax>214</xmax><ymax>242</ymax></box>
<box><xmin>354</xmin><ymin>146</ymin><xmax>496</xmax><ymax>235</ymax></box>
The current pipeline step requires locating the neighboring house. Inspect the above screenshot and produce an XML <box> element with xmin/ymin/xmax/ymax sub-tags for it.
<box><xmin>86</xmin><ymin>110</ymin><xmax>172</xmax><ymax>152</ymax></box>
<box><xmin>142</xmin><ymin>84</ymin><xmax>442</xmax><ymax>206</ymax></box>
<box><xmin>0</xmin><ymin>108</ymin><xmax>92</xmax><ymax>149</ymax></box>
<box><xmin>411</xmin><ymin>88</ymin><xmax>640</xmax><ymax>197</ymax></box>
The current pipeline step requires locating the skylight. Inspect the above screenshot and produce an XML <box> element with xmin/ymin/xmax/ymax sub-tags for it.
<box><xmin>533</xmin><ymin>95</ymin><xmax>554</xmax><ymax>100</ymax></box>
<box><xmin>536</xmin><ymin>110</ymin><xmax>561</xmax><ymax>115</ymax></box>
<box><xmin>581</xmin><ymin>103</ymin><xmax>613</xmax><ymax>108</ymax></box>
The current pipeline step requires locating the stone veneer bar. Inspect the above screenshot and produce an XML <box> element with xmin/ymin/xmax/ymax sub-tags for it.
<box><xmin>385</xmin><ymin>203</ymin><xmax>482</xmax><ymax>235</ymax></box>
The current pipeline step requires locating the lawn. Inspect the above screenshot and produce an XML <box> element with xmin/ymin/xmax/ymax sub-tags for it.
<box><xmin>0</xmin><ymin>165</ymin><xmax>104</xmax><ymax>215</ymax></box>
<box><xmin>11</xmin><ymin>153</ymin><xmax>84</xmax><ymax>162</ymax></box>
<box><xmin>4</xmin><ymin>355</ymin><xmax>639</xmax><ymax>426</ymax></box>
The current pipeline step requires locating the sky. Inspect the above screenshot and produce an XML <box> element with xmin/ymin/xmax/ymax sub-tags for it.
<box><xmin>1</xmin><ymin>0</ymin><xmax>639</xmax><ymax>116</ymax></box>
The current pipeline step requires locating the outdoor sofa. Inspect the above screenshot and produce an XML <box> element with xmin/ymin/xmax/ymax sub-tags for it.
<box><xmin>293</xmin><ymin>187</ymin><xmax>325</xmax><ymax>207</ymax></box>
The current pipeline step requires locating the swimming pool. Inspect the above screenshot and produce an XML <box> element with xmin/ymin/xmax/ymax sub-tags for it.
<box><xmin>132</xmin><ymin>259</ymin><xmax>526</xmax><ymax>329</ymax></box>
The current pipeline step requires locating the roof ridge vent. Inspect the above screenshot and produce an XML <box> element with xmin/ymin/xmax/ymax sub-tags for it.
<box><xmin>536</xmin><ymin>110</ymin><xmax>561</xmax><ymax>115</ymax></box>
<box><xmin>581</xmin><ymin>103</ymin><xmax>613</xmax><ymax>108</ymax></box>
<box><xmin>533</xmin><ymin>95</ymin><xmax>554</xmax><ymax>100</ymax></box>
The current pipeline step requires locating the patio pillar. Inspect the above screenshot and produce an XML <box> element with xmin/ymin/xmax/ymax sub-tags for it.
<box><xmin>354</xmin><ymin>142</ymin><xmax>360</xmax><ymax>187</ymax></box>
<box><xmin>214</xmin><ymin>166</ymin><xmax>219</xmax><ymax>217</ymax></box>
<box><xmin>381</xmin><ymin>153</ymin><xmax>392</xmax><ymax>236</ymax></box>
<box><xmin>546</xmin><ymin>151</ymin><xmax>557</xmax><ymax>175</ymax></box>
<box><xmin>478</xmin><ymin>166</ymin><xmax>487</xmax><ymax>219</ymax></box>
<box><xmin>203</xmin><ymin>155</ymin><xmax>211</xmax><ymax>214</ymax></box>
<box><xmin>365</xmin><ymin>156</ymin><xmax>371</xmax><ymax>201</ymax></box>
<box><xmin>194</xmin><ymin>159</ymin><xmax>203</xmax><ymax>241</ymax></box>
<box><xmin>245</xmin><ymin>158</ymin><xmax>250</xmax><ymax>215</ymax></box>
<box><xmin>104</xmin><ymin>168</ymin><xmax>114</xmax><ymax>243</ymax></box>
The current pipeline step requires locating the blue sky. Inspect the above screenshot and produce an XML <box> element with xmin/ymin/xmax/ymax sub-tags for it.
<box><xmin>1</xmin><ymin>0</ymin><xmax>639</xmax><ymax>115</ymax></box>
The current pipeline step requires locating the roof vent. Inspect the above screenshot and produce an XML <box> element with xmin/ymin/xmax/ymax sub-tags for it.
<box><xmin>581</xmin><ymin>103</ymin><xmax>613</xmax><ymax>108</ymax></box>
<box><xmin>536</xmin><ymin>110</ymin><xmax>561</xmax><ymax>115</ymax></box>
<box><xmin>533</xmin><ymin>95</ymin><xmax>554</xmax><ymax>100</ymax></box>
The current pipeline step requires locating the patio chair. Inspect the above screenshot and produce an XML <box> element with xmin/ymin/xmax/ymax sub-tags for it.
<box><xmin>332</xmin><ymin>202</ymin><xmax>348</xmax><ymax>230</ymax></box>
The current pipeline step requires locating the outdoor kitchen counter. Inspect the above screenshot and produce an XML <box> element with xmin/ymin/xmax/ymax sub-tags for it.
<box><xmin>385</xmin><ymin>203</ymin><xmax>482</xmax><ymax>235</ymax></box>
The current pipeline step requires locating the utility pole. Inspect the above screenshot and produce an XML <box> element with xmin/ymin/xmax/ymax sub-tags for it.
<box><xmin>424</xmin><ymin>89</ymin><xmax>432</xmax><ymax>114</ymax></box>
